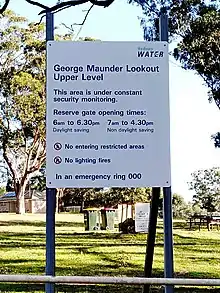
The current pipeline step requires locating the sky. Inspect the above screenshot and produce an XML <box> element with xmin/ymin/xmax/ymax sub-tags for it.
<box><xmin>7</xmin><ymin>0</ymin><xmax>220</xmax><ymax>201</ymax></box>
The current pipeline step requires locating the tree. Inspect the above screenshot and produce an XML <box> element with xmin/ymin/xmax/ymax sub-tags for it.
<box><xmin>173</xmin><ymin>6</ymin><xmax>219</xmax><ymax>108</ymax></box>
<box><xmin>102</xmin><ymin>187</ymin><xmax>151</xmax><ymax>207</ymax></box>
<box><xmin>0</xmin><ymin>186</ymin><xmax>6</xmax><ymax>196</ymax></box>
<box><xmin>62</xmin><ymin>188</ymin><xmax>103</xmax><ymax>211</ymax></box>
<box><xmin>0</xmin><ymin>0</ymin><xmax>115</xmax><ymax>15</ymax></box>
<box><xmin>86</xmin><ymin>187</ymin><xmax>151</xmax><ymax>208</ymax></box>
<box><xmin>189</xmin><ymin>167</ymin><xmax>220</xmax><ymax>213</ymax></box>
<box><xmin>213</xmin><ymin>132</ymin><xmax>220</xmax><ymax>148</ymax></box>
<box><xmin>6</xmin><ymin>176</ymin><xmax>13</xmax><ymax>192</ymax></box>
<box><xmin>29</xmin><ymin>165</ymin><xmax>46</xmax><ymax>192</ymax></box>
<box><xmin>0</xmin><ymin>10</ymin><xmax>75</xmax><ymax>214</ymax></box>
<box><xmin>0</xmin><ymin>10</ymin><xmax>48</xmax><ymax>214</ymax></box>
<box><xmin>130</xmin><ymin>0</ymin><xmax>219</xmax><ymax>143</ymax></box>
<box><xmin>0</xmin><ymin>0</ymin><xmax>116</xmax><ymax>214</ymax></box>
<box><xmin>61</xmin><ymin>187</ymin><xmax>151</xmax><ymax>211</ymax></box>
<box><xmin>173</xmin><ymin>4</ymin><xmax>220</xmax><ymax>146</ymax></box>
<box><xmin>172</xmin><ymin>193</ymin><xmax>191</xmax><ymax>219</ymax></box>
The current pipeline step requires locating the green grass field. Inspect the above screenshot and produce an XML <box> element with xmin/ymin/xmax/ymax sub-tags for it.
<box><xmin>0</xmin><ymin>213</ymin><xmax>220</xmax><ymax>292</ymax></box>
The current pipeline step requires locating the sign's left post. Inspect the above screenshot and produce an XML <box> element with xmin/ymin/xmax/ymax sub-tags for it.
<box><xmin>45</xmin><ymin>11</ymin><xmax>56</xmax><ymax>293</ymax></box>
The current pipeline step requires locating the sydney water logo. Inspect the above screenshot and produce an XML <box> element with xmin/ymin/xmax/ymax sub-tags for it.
<box><xmin>137</xmin><ymin>47</ymin><xmax>164</xmax><ymax>58</ymax></box>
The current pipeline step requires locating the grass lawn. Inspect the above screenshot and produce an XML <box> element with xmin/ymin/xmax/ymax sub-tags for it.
<box><xmin>0</xmin><ymin>213</ymin><xmax>219</xmax><ymax>292</ymax></box>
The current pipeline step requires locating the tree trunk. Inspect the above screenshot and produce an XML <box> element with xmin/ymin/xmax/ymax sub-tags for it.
<box><xmin>56</xmin><ymin>188</ymin><xmax>64</xmax><ymax>213</ymax></box>
<box><xmin>56</xmin><ymin>189</ymin><xmax>59</xmax><ymax>214</ymax></box>
<box><xmin>15</xmin><ymin>181</ymin><xmax>27</xmax><ymax>214</ymax></box>
<box><xmin>80</xmin><ymin>196</ymin><xmax>85</xmax><ymax>213</ymax></box>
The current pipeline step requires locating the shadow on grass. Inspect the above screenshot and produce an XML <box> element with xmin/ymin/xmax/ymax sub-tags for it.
<box><xmin>0</xmin><ymin>223</ymin><xmax>219</xmax><ymax>287</ymax></box>
<box><xmin>0</xmin><ymin>283</ymin><xmax>219</xmax><ymax>293</ymax></box>
<box><xmin>0</xmin><ymin>221</ymin><xmax>46</xmax><ymax>227</ymax></box>
<box><xmin>172</xmin><ymin>221</ymin><xmax>188</xmax><ymax>229</ymax></box>
<box><xmin>168</xmin><ymin>220</ymin><xmax>216</xmax><ymax>232</ymax></box>
<box><xmin>156</xmin><ymin>231</ymin><xmax>220</xmax><ymax>248</ymax></box>
<box><xmin>0</xmin><ymin>232</ymin><xmax>45</xmax><ymax>238</ymax></box>
<box><xmin>0</xmin><ymin>221</ymin><xmax>84</xmax><ymax>228</ymax></box>
<box><xmin>0</xmin><ymin>283</ymin><xmax>148</xmax><ymax>293</ymax></box>
<box><xmin>172</xmin><ymin>220</ymin><xmax>208</xmax><ymax>231</ymax></box>
<box><xmin>0</xmin><ymin>232</ymin><xmax>145</xmax><ymax>252</ymax></box>
<box><xmin>0</xmin><ymin>259</ymin><xmax>31</xmax><ymax>264</ymax></box>
<box><xmin>0</xmin><ymin>230</ymin><xmax>219</xmax><ymax>252</ymax></box>
<box><xmin>0</xmin><ymin>219</ymin><xmax>213</xmax><ymax>230</ymax></box>
<box><xmin>0</xmin><ymin>283</ymin><xmax>45</xmax><ymax>292</ymax></box>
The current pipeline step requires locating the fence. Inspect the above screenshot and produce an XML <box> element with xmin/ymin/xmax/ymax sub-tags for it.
<box><xmin>64</xmin><ymin>206</ymin><xmax>81</xmax><ymax>213</ymax></box>
<box><xmin>0</xmin><ymin>275</ymin><xmax>220</xmax><ymax>286</ymax></box>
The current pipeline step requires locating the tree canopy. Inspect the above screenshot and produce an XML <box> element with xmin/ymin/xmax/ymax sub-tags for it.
<box><xmin>0</xmin><ymin>10</ymin><xmax>47</xmax><ymax>213</ymax></box>
<box><xmin>131</xmin><ymin>0</ymin><xmax>219</xmax><ymax>144</ymax></box>
<box><xmin>61</xmin><ymin>187</ymin><xmax>151</xmax><ymax>210</ymax></box>
<box><xmin>189</xmin><ymin>167</ymin><xmax>220</xmax><ymax>213</ymax></box>
<box><xmin>172</xmin><ymin>193</ymin><xmax>191</xmax><ymax>218</ymax></box>
<box><xmin>0</xmin><ymin>186</ymin><xmax>6</xmax><ymax>196</ymax></box>
<box><xmin>0</xmin><ymin>0</ymin><xmax>115</xmax><ymax>15</ymax></box>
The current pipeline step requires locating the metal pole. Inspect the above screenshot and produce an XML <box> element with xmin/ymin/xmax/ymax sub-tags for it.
<box><xmin>163</xmin><ymin>187</ymin><xmax>174</xmax><ymax>292</ymax></box>
<box><xmin>159</xmin><ymin>10</ymin><xmax>174</xmax><ymax>293</ymax></box>
<box><xmin>46</xmin><ymin>11</ymin><xmax>56</xmax><ymax>293</ymax></box>
<box><xmin>143</xmin><ymin>187</ymin><xmax>161</xmax><ymax>293</ymax></box>
<box><xmin>46</xmin><ymin>12</ymin><xmax>54</xmax><ymax>41</ymax></box>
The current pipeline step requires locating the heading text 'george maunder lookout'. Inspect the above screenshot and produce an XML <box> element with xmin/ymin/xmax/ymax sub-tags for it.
<box><xmin>53</xmin><ymin>64</ymin><xmax>160</xmax><ymax>82</ymax></box>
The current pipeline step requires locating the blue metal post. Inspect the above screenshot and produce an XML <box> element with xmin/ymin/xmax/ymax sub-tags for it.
<box><xmin>160</xmin><ymin>10</ymin><xmax>174</xmax><ymax>293</ymax></box>
<box><xmin>46</xmin><ymin>11</ymin><xmax>56</xmax><ymax>293</ymax></box>
<box><xmin>46</xmin><ymin>11</ymin><xmax>54</xmax><ymax>41</ymax></box>
<box><xmin>143</xmin><ymin>187</ymin><xmax>161</xmax><ymax>293</ymax></box>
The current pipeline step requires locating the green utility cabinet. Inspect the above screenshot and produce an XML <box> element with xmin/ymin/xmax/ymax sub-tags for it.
<box><xmin>84</xmin><ymin>208</ymin><xmax>100</xmax><ymax>231</ymax></box>
<box><xmin>101</xmin><ymin>208</ymin><xmax>116</xmax><ymax>230</ymax></box>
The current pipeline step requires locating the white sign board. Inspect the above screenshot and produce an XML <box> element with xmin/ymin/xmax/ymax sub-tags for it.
<box><xmin>46</xmin><ymin>41</ymin><xmax>170</xmax><ymax>188</ymax></box>
<box><xmin>135</xmin><ymin>203</ymin><xmax>150</xmax><ymax>233</ymax></box>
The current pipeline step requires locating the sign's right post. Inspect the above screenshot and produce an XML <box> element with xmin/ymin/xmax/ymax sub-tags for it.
<box><xmin>159</xmin><ymin>10</ymin><xmax>174</xmax><ymax>293</ymax></box>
